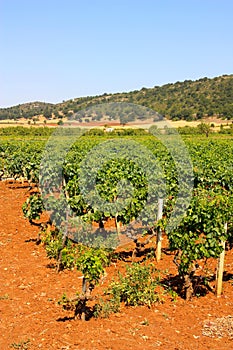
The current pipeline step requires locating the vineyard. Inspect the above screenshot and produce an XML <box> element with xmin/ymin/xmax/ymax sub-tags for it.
<box><xmin>0</xmin><ymin>127</ymin><xmax>233</xmax><ymax>349</ymax></box>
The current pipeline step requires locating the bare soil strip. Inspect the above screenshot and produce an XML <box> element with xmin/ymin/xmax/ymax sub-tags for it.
<box><xmin>0</xmin><ymin>181</ymin><xmax>232</xmax><ymax>349</ymax></box>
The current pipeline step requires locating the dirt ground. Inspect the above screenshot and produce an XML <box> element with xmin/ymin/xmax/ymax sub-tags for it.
<box><xmin>0</xmin><ymin>181</ymin><xmax>232</xmax><ymax>350</ymax></box>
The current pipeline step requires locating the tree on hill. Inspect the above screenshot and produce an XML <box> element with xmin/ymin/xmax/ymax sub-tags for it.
<box><xmin>197</xmin><ymin>122</ymin><xmax>212</xmax><ymax>137</ymax></box>
<box><xmin>0</xmin><ymin>74</ymin><xmax>233</xmax><ymax>123</ymax></box>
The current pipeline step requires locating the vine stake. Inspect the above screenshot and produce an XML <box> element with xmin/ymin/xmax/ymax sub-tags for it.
<box><xmin>156</xmin><ymin>198</ymin><xmax>163</xmax><ymax>262</ymax></box>
<box><xmin>216</xmin><ymin>223</ymin><xmax>227</xmax><ymax>297</ymax></box>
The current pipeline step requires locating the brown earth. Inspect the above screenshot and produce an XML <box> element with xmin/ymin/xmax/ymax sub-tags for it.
<box><xmin>0</xmin><ymin>181</ymin><xmax>232</xmax><ymax>350</ymax></box>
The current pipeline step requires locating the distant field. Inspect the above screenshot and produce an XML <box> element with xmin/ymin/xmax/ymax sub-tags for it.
<box><xmin>0</xmin><ymin>116</ymin><xmax>230</xmax><ymax>130</ymax></box>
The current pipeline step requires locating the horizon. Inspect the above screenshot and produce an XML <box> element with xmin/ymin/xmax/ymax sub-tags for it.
<box><xmin>1</xmin><ymin>0</ymin><xmax>233</xmax><ymax>108</ymax></box>
<box><xmin>1</xmin><ymin>73</ymin><xmax>232</xmax><ymax>109</ymax></box>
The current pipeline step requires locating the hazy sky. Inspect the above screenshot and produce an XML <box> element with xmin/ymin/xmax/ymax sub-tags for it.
<box><xmin>0</xmin><ymin>0</ymin><xmax>232</xmax><ymax>107</ymax></box>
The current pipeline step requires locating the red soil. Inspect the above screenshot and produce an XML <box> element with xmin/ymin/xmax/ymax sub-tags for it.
<box><xmin>0</xmin><ymin>181</ymin><xmax>232</xmax><ymax>350</ymax></box>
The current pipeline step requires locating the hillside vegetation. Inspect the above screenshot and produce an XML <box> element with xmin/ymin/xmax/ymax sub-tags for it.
<box><xmin>0</xmin><ymin>74</ymin><xmax>232</xmax><ymax>123</ymax></box>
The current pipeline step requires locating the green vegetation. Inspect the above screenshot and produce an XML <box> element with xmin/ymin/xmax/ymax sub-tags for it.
<box><xmin>0</xmin><ymin>126</ymin><xmax>53</xmax><ymax>138</ymax></box>
<box><xmin>0</xmin><ymin>74</ymin><xmax>232</xmax><ymax>122</ymax></box>
<box><xmin>10</xmin><ymin>340</ymin><xmax>31</xmax><ymax>350</ymax></box>
<box><xmin>58</xmin><ymin>247</ymin><xmax>109</xmax><ymax>320</ymax></box>
<box><xmin>59</xmin><ymin>262</ymin><xmax>165</xmax><ymax>320</ymax></box>
<box><xmin>1</xmin><ymin>128</ymin><xmax>233</xmax><ymax>314</ymax></box>
<box><xmin>107</xmin><ymin>263</ymin><xmax>163</xmax><ymax>307</ymax></box>
<box><xmin>0</xmin><ymin>101</ymin><xmax>54</xmax><ymax>120</ymax></box>
<box><xmin>94</xmin><ymin>263</ymin><xmax>164</xmax><ymax>318</ymax></box>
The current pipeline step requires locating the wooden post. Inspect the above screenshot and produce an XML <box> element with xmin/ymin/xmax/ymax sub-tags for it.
<box><xmin>216</xmin><ymin>223</ymin><xmax>227</xmax><ymax>297</ymax></box>
<box><xmin>156</xmin><ymin>198</ymin><xmax>163</xmax><ymax>262</ymax></box>
<box><xmin>57</xmin><ymin>207</ymin><xmax>69</xmax><ymax>272</ymax></box>
<box><xmin>115</xmin><ymin>214</ymin><xmax>121</xmax><ymax>236</ymax></box>
<box><xmin>81</xmin><ymin>277</ymin><xmax>87</xmax><ymax>321</ymax></box>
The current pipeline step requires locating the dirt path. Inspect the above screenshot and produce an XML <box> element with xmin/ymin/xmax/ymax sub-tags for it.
<box><xmin>0</xmin><ymin>181</ymin><xmax>232</xmax><ymax>350</ymax></box>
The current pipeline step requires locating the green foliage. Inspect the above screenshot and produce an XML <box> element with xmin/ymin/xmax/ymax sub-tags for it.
<box><xmin>168</xmin><ymin>188</ymin><xmax>233</xmax><ymax>275</ymax></box>
<box><xmin>78</xmin><ymin>248</ymin><xmax>109</xmax><ymax>283</ymax></box>
<box><xmin>197</xmin><ymin>122</ymin><xmax>212</xmax><ymax>137</ymax></box>
<box><xmin>178</xmin><ymin>126</ymin><xmax>201</xmax><ymax>135</ymax></box>
<box><xmin>1</xmin><ymin>131</ymin><xmax>233</xmax><ymax>302</ymax></box>
<box><xmin>10</xmin><ymin>340</ymin><xmax>31</xmax><ymax>350</ymax></box>
<box><xmin>58</xmin><ymin>292</ymin><xmax>77</xmax><ymax>311</ymax></box>
<box><xmin>58</xmin><ymin>249</ymin><xmax>109</xmax><ymax>320</ymax></box>
<box><xmin>93</xmin><ymin>297</ymin><xmax>121</xmax><ymax>318</ymax></box>
<box><xmin>22</xmin><ymin>194</ymin><xmax>44</xmax><ymax>222</ymax></box>
<box><xmin>64</xmin><ymin>137</ymin><xmax>165</xmax><ymax>233</ymax></box>
<box><xmin>1</xmin><ymin>74</ymin><xmax>232</xmax><ymax>121</ymax></box>
<box><xmin>1</xmin><ymin>140</ymin><xmax>44</xmax><ymax>182</ymax></box>
<box><xmin>0</xmin><ymin>101</ymin><xmax>54</xmax><ymax>121</ymax></box>
<box><xmin>0</xmin><ymin>126</ymin><xmax>52</xmax><ymax>137</ymax></box>
<box><xmin>108</xmin><ymin>263</ymin><xmax>163</xmax><ymax>307</ymax></box>
<box><xmin>41</xmin><ymin>226</ymin><xmax>110</xmax><ymax>274</ymax></box>
<box><xmin>41</xmin><ymin>228</ymin><xmax>82</xmax><ymax>269</ymax></box>
<box><xmin>93</xmin><ymin>263</ymin><xmax>167</xmax><ymax>318</ymax></box>
<box><xmin>41</xmin><ymin>229</ymin><xmax>64</xmax><ymax>260</ymax></box>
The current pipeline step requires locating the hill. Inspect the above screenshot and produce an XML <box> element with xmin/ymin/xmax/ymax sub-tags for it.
<box><xmin>0</xmin><ymin>74</ymin><xmax>232</xmax><ymax>123</ymax></box>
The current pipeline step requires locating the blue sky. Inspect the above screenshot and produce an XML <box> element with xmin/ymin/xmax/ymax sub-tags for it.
<box><xmin>0</xmin><ymin>0</ymin><xmax>232</xmax><ymax>107</ymax></box>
